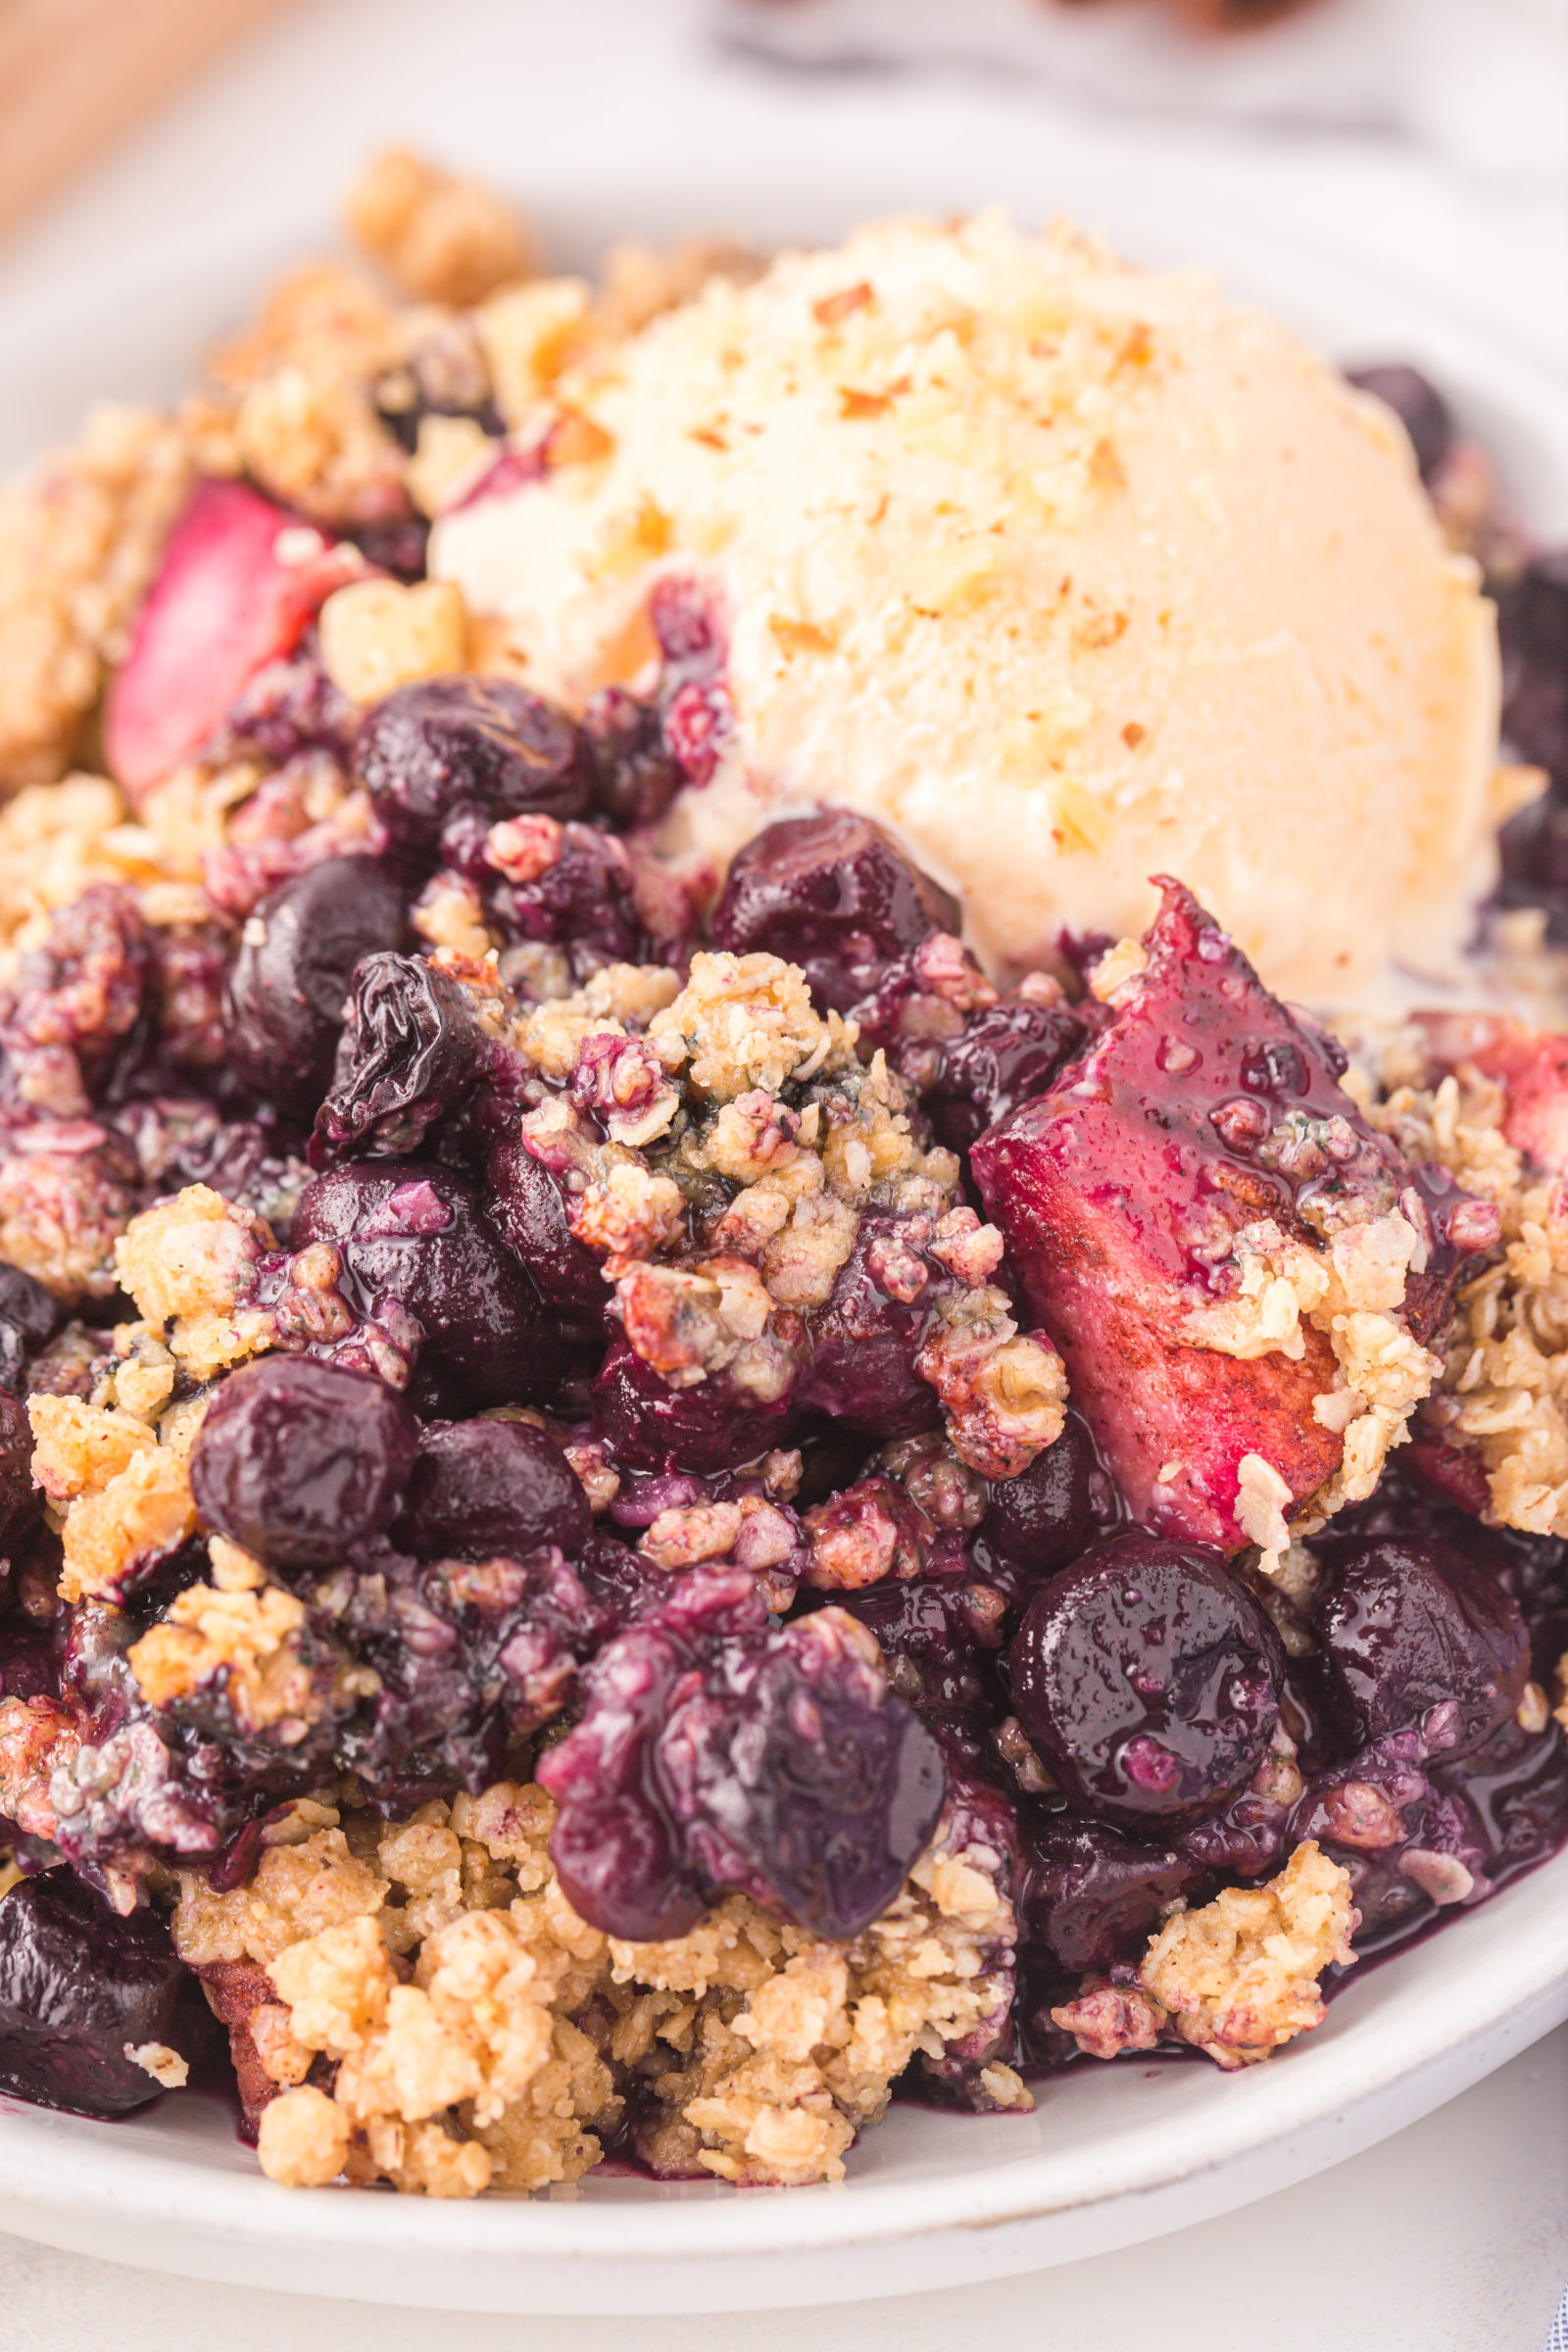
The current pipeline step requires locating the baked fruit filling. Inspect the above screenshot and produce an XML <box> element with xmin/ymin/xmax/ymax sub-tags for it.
<box><xmin>0</xmin><ymin>155</ymin><xmax>1565</xmax><ymax>2197</ymax></box>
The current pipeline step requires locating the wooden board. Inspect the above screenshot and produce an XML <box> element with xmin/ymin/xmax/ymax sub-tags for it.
<box><xmin>0</xmin><ymin>0</ymin><xmax>307</xmax><ymax>243</ymax></box>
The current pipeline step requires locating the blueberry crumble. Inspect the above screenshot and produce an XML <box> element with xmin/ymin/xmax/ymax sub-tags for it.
<box><xmin>0</xmin><ymin>153</ymin><xmax>1565</xmax><ymax>2198</ymax></box>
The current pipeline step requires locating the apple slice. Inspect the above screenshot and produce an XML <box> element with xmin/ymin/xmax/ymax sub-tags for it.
<box><xmin>104</xmin><ymin>479</ymin><xmax>363</xmax><ymax>802</ymax></box>
<box><xmin>973</xmin><ymin>879</ymin><xmax>1430</xmax><ymax>1550</ymax></box>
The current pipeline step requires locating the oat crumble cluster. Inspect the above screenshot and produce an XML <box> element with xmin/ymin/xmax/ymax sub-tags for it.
<box><xmin>0</xmin><ymin>154</ymin><xmax>1564</xmax><ymax>2197</ymax></box>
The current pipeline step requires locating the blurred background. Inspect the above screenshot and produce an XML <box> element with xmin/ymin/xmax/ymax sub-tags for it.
<box><xmin>0</xmin><ymin>0</ymin><xmax>1563</xmax><ymax>367</ymax></box>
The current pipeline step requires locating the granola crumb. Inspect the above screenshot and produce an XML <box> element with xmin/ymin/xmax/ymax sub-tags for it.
<box><xmin>257</xmin><ymin>2083</ymin><xmax>352</xmax><ymax>2188</ymax></box>
<box><xmin>345</xmin><ymin>149</ymin><xmax>536</xmax><ymax>308</ymax></box>
<box><xmin>318</xmin><ymin>576</ymin><xmax>468</xmax><ymax>704</ymax></box>
<box><xmin>1138</xmin><ymin>1840</ymin><xmax>1357</xmax><ymax>2069</ymax></box>
<box><xmin>124</xmin><ymin>2039</ymin><xmax>190</xmax><ymax>2090</ymax></box>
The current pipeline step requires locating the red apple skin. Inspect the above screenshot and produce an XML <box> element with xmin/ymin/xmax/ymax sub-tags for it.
<box><xmin>105</xmin><ymin>479</ymin><xmax>363</xmax><ymax>804</ymax></box>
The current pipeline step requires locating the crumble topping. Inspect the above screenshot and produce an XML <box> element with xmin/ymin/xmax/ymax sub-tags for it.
<box><xmin>0</xmin><ymin>408</ymin><xmax>194</xmax><ymax>788</ymax></box>
<box><xmin>179</xmin><ymin>1781</ymin><xmax>1024</xmax><ymax>2196</ymax></box>
<box><xmin>1356</xmin><ymin>1058</ymin><xmax>1568</xmax><ymax>1536</ymax></box>
<box><xmin>648</xmin><ymin>951</ymin><xmax>856</xmax><ymax>1103</ymax></box>
<box><xmin>343</xmin><ymin>149</ymin><xmax>536</xmax><ymax>309</ymax></box>
<box><xmin>318</xmin><ymin>577</ymin><xmax>469</xmax><ymax>705</ymax></box>
<box><xmin>1141</xmin><ymin>1841</ymin><xmax>1356</xmax><ymax>2070</ymax></box>
<box><xmin>1183</xmin><ymin>1208</ymin><xmax>1443</xmax><ymax>1543</ymax></box>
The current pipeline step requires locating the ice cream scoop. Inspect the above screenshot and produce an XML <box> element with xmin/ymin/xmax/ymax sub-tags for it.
<box><xmin>432</xmin><ymin>211</ymin><xmax>1501</xmax><ymax>1004</ymax></box>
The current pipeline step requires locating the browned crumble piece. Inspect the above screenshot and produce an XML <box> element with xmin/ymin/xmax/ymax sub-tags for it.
<box><xmin>0</xmin><ymin>409</ymin><xmax>194</xmax><ymax>788</ymax></box>
<box><xmin>182</xmin><ymin>265</ymin><xmax>410</xmax><ymax>530</ymax></box>
<box><xmin>1136</xmin><ymin>1841</ymin><xmax>1357</xmax><ymax>2070</ymax></box>
<box><xmin>0</xmin><ymin>1130</ymin><xmax>139</xmax><ymax>1305</ymax></box>
<box><xmin>114</xmin><ymin>1183</ymin><xmax>275</xmax><ymax>1379</ymax></box>
<box><xmin>915</xmin><ymin>1286</ymin><xmax>1068</xmax><ymax>1477</ymax></box>
<box><xmin>649</xmin><ymin>951</ymin><xmax>856</xmax><ymax>1103</ymax></box>
<box><xmin>345</xmin><ymin>149</ymin><xmax>537</xmax><ymax>308</ymax></box>
<box><xmin>0</xmin><ymin>1694</ymin><xmax>79</xmax><ymax>1840</ymax></box>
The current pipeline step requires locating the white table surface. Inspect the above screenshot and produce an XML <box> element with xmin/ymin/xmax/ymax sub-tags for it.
<box><xmin>0</xmin><ymin>2</ymin><xmax>1564</xmax><ymax>2339</ymax></box>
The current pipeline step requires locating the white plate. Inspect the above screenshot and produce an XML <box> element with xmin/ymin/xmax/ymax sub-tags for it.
<box><xmin>2</xmin><ymin>88</ymin><xmax>1567</xmax><ymax>2317</ymax></box>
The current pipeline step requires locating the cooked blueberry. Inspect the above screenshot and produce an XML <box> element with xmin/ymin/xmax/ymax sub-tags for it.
<box><xmin>479</xmin><ymin>821</ymin><xmax>646</xmax><ymax>976</ymax></box>
<box><xmin>583</xmin><ymin>685</ymin><xmax>683</xmax><ymax>831</ymax></box>
<box><xmin>1499</xmin><ymin>553</ymin><xmax>1568</xmax><ymax>785</ymax></box>
<box><xmin>1312</xmin><ymin>1536</ymin><xmax>1530</xmax><ymax>1761</ymax></box>
<box><xmin>539</xmin><ymin>1568</ymin><xmax>947</xmax><ymax>1941</ymax></box>
<box><xmin>0</xmin><ymin>1265</ymin><xmax>60</xmax><ymax>1396</ymax></box>
<box><xmin>315</xmin><ymin>952</ymin><xmax>485</xmax><ymax>1157</ymax></box>
<box><xmin>354</xmin><ymin>675</ymin><xmax>593</xmax><ymax>857</ymax></box>
<box><xmin>828</xmin><ymin>1573</ymin><xmax>999</xmax><ymax>1712</ymax></box>
<box><xmin>0</xmin><ymin>1870</ymin><xmax>202</xmax><ymax>2117</ymax></box>
<box><xmin>486</xmin><ymin>1137</ymin><xmax>611</xmax><ymax>1340</ymax></box>
<box><xmin>1347</xmin><ymin>365</ymin><xmax>1454</xmax><ymax>484</ymax></box>
<box><xmin>799</xmin><ymin>1209</ymin><xmax>942</xmax><ymax>1439</ymax></box>
<box><xmin>292</xmin><ymin>1159</ymin><xmax>562</xmax><ymax>1406</ymax></box>
<box><xmin>710</xmin><ymin>809</ymin><xmax>957</xmax><ymax>1012</ymax></box>
<box><xmin>592</xmin><ymin>1337</ymin><xmax>795</xmax><ymax>1476</ymax></box>
<box><xmin>0</xmin><ymin>1390</ymin><xmax>40</xmax><ymax>1560</ymax></box>
<box><xmin>225</xmin><ymin>856</ymin><xmax>409</xmax><ymax>1115</ymax></box>
<box><xmin>923</xmin><ymin>996</ymin><xmax>1090</xmax><ymax>1153</ymax></box>
<box><xmin>1010</xmin><ymin>1535</ymin><xmax>1282</xmax><ymax>1831</ymax></box>
<box><xmin>1017</xmin><ymin>1811</ymin><xmax>1204</xmax><ymax>1973</ymax></box>
<box><xmin>0</xmin><ymin>1618</ymin><xmax>59</xmax><ymax>1701</ymax></box>
<box><xmin>395</xmin><ymin>1418</ymin><xmax>591</xmax><ymax>1563</ymax></box>
<box><xmin>191</xmin><ymin>1354</ymin><xmax>419</xmax><ymax>1570</ymax></box>
<box><xmin>983</xmin><ymin>1410</ymin><xmax>1097</xmax><ymax>1578</ymax></box>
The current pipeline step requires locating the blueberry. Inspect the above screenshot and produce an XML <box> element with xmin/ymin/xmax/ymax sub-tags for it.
<box><xmin>190</xmin><ymin>1354</ymin><xmax>419</xmax><ymax>1570</ymax></box>
<box><xmin>1498</xmin><ymin>554</ymin><xmax>1568</xmax><ymax>785</ymax></box>
<box><xmin>828</xmin><ymin>1573</ymin><xmax>999</xmax><ymax>1713</ymax></box>
<box><xmin>710</xmin><ymin>809</ymin><xmax>957</xmax><ymax>1012</ymax></box>
<box><xmin>1312</xmin><ymin>1536</ymin><xmax>1530</xmax><ymax>1761</ymax></box>
<box><xmin>1017</xmin><ymin>1811</ymin><xmax>1206</xmax><ymax>1973</ymax></box>
<box><xmin>394</xmin><ymin>1417</ymin><xmax>591</xmax><ymax>1563</ymax></box>
<box><xmin>592</xmin><ymin>1337</ymin><xmax>795</xmax><ymax>1476</ymax></box>
<box><xmin>225</xmin><ymin>856</ymin><xmax>409</xmax><ymax>1115</ymax></box>
<box><xmin>1010</xmin><ymin>1535</ymin><xmax>1282</xmax><ymax>1832</ymax></box>
<box><xmin>983</xmin><ymin>1410</ymin><xmax>1098</xmax><ymax>1578</ymax></box>
<box><xmin>486</xmin><ymin>1138</ymin><xmax>612</xmax><ymax>1341</ymax></box>
<box><xmin>0</xmin><ymin>1264</ymin><xmax>60</xmax><ymax>1396</ymax></box>
<box><xmin>539</xmin><ymin>1568</ymin><xmax>947</xmax><ymax>1942</ymax></box>
<box><xmin>921</xmin><ymin>997</ymin><xmax>1090</xmax><ymax>1154</ymax></box>
<box><xmin>1347</xmin><ymin>366</ymin><xmax>1454</xmax><ymax>484</ymax></box>
<box><xmin>799</xmin><ymin>1209</ymin><xmax>943</xmax><ymax>1439</ymax></box>
<box><xmin>0</xmin><ymin>1870</ymin><xmax>205</xmax><ymax>2117</ymax></box>
<box><xmin>354</xmin><ymin>676</ymin><xmax>593</xmax><ymax>858</ymax></box>
<box><xmin>315</xmin><ymin>952</ymin><xmax>485</xmax><ymax>1158</ymax></box>
<box><xmin>583</xmin><ymin>685</ymin><xmax>683</xmax><ymax>832</ymax></box>
<box><xmin>292</xmin><ymin>1159</ymin><xmax>563</xmax><ymax>1406</ymax></box>
<box><xmin>479</xmin><ymin>821</ymin><xmax>646</xmax><ymax>976</ymax></box>
<box><xmin>0</xmin><ymin>1618</ymin><xmax>59</xmax><ymax>1701</ymax></box>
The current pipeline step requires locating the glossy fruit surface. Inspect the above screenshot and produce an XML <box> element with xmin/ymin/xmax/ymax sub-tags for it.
<box><xmin>353</xmin><ymin>674</ymin><xmax>593</xmax><ymax>857</ymax></box>
<box><xmin>226</xmin><ymin>856</ymin><xmax>410</xmax><ymax>1115</ymax></box>
<box><xmin>1010</xmin><ymin>1534</ymin><xmax>1282</xmax><ymax>1831</ymax></box>
<box><xmin>0</xmin><ymin>1871</ymin><xmax>202</xmax><ymax>2116</ymax></box>
<box><xmin>1313</xmin><ymin>1536</ymin><xmax>1530</xmax><ymax>1761</ymax></box>
<box><xmin>710</xmin><ymin>810</ymin><xmax>956</xmax><ymax>1012</ymax></box>
<box><xmin>190</xmin><ymin>1354</ymin><xmax>419</xmax><ymax>1570</ymax></box>
<box><xmin>395</xmin><ymin>1417</ymin><xmax>591</xmax><ymax>1563</ymax></box>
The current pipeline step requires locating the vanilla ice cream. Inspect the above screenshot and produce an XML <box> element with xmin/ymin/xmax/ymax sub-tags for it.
<box><xmin>432</xmin><ymin>212</ymin><xmax>1501</xmax><ymax>1004</ymax></box>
